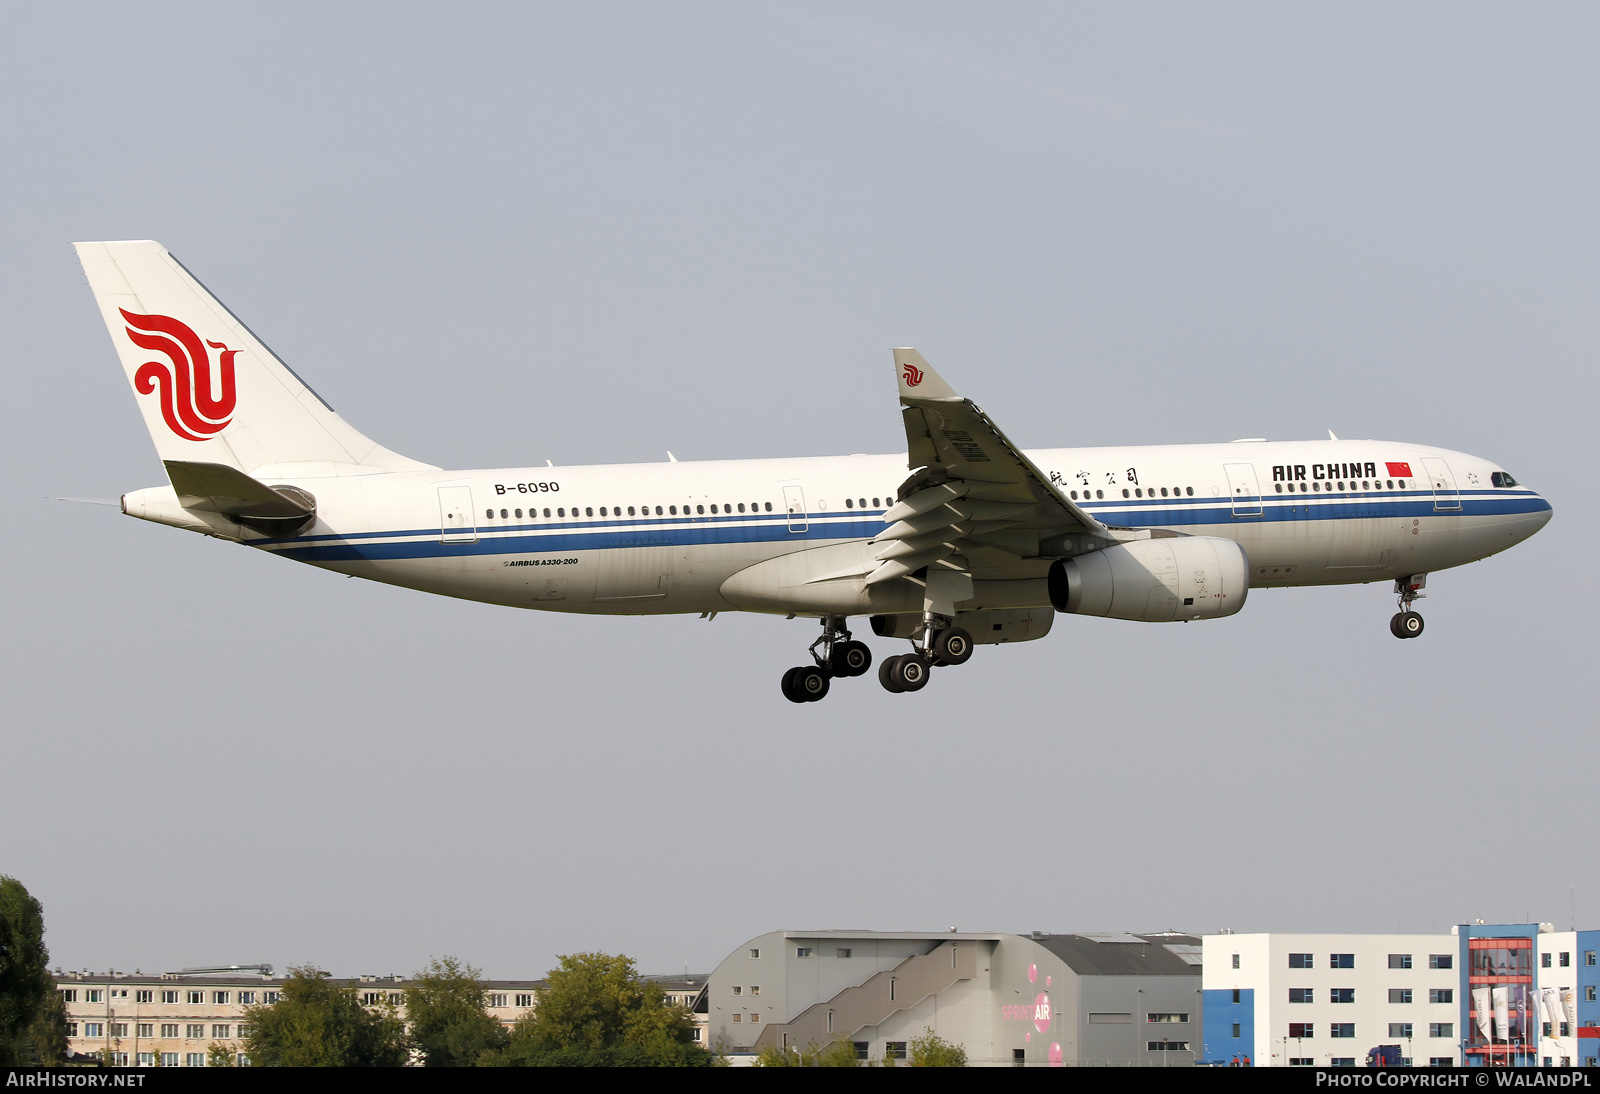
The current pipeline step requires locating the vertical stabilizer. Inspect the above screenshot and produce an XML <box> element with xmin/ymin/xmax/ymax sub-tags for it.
<box><xmin>74</xmin><ymin>240</ymin><xmax>436</xmax><ymax>477</ymax></box>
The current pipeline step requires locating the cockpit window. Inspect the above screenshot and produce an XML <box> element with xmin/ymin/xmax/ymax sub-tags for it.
<box><xmin>1491</xmin><ymin>471</ymin><xmax>1520</xmax><ymax>488</ymax></box>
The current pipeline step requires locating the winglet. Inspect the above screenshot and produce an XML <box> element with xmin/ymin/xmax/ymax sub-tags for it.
<box><xmin>893</xmin><ymin>348</ymin><xmax>960</xmax><ymax>402</ymax></box>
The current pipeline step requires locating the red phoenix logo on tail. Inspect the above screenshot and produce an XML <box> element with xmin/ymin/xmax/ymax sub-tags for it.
<box><xmin>902</xmin><ymin>361</ymin><xmax>924</xmax><ymax>387</ymax></box>
<box><xmin>121</xmin><ymin>309</ymin><xmax>238</xmax><ymax>440</ymax></box>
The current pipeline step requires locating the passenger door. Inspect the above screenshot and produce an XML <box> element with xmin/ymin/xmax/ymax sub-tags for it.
<box><xmin>782</xmin><ymin>484</ymin><xmax>809</xmax><ymax>532</ymax></box>
<box><xmin>437</xmin><ymin>486</ymin><xmax>476</xmax><ymax>544</ymax></box>
<box><xmin>1423</xmin><ymin>458</ymin><xmax>1461</xmax><ymax>511</ymax></box>
<box><xmin>1224</xmin><ymin>463</ymin><xmax>1263</xmax><ymax>517</ymax></box>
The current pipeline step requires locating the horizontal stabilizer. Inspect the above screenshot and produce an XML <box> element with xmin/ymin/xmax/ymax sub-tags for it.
<box><xmin>163</xmin><ymin>460</ymin><xmax>315</xmax><ymax>535</ymax></box>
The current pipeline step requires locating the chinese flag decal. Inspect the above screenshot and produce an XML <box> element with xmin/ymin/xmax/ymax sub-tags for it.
<box><xmin>1386</xmin><ymin>462</ymin><xmax>1413</xmax><ymax>478</ymax></box>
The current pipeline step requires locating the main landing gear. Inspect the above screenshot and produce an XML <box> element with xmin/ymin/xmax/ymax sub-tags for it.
<box><xmin>1389</xmin><ymin>573</ymin><xmax>1426</xmax><ymax>640</ymax></box>
<box><xmin>780</xmin><ymin>617</ymin><xmax>873</xmax><ymax>703</ymax></box>
<box><xmin>878</xmin><ymin>617</ymin><xmax>973</xmax><ymax>695</ymax></box>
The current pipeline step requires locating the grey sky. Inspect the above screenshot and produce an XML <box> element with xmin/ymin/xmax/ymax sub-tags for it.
<box><xmin>1</xmin><ymin>2</ymin><xmax>1592</xmax><ymax>980</ymax></box>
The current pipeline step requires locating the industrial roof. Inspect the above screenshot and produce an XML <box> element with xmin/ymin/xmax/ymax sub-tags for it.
<box><xmin>1033</xmin><ymin>933</ymin><xmax>1203</xmax><ymax>977</ymax></box>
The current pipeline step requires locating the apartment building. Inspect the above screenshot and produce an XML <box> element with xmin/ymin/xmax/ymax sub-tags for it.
<box><xmin>55</xmin><ymin>970</ymin><xmax>544</xmax><ymax>1065</ymax></box>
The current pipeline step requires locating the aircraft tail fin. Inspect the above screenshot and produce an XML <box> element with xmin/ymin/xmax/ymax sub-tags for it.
<box><xmin>74</xmin><ymin>240</ymin><xmax>437</xmax><ymax>477</ymax></box>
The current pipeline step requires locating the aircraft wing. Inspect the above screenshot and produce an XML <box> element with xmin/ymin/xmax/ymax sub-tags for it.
<box><xmin>866</xmin><ymin>349</ymin><xmax>1108</xmax><ymax>587</ymax></box>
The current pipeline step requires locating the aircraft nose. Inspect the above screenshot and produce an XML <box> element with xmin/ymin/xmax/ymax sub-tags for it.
<box><xmin>1517</xmin><ymin>494</ymin><xmax>1554</xmax><ymax>540</ymax></box>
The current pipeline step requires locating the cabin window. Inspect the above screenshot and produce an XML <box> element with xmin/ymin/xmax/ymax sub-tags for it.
<box><xmin>1160</xmin><ymin>487</ymin><xmax>1168</xmax><ymax>497</ymax></box>
<box><xmin>737</xmin><ymin>503</ymin><xmax>745</xmax><ymax>512</ymax></box>
<box><xmin>543</xmin><ymin>508</ymin><xmax>551</xmax><ymax>517</ymax></box>
<box><xmin>1275</xmin><ymin>484</ymin><xmax>1283</xmax><ymax>493</ymax></box>
<box><xmin>585</xmin><ymin>507</ymin><xmax>594</xmax><ymax>516</ymax></box>
<box><xmin>845</xmin><ymin>498</ymin><xmax>853</xmax><ymax>508</ymax></box>
<box><xmin>1312</xmin><ymin>483</ymin><xmax>1320</xmax><ymax>492</ymax></box>
<box><xmin>873</xmin><ymin>498</ymin><xmax>881</xmax><ymax>507</ymax></box>
<box><xmin>655</xmin><ymin>506</ymin><xmax>662</xmax><ymax>515</ymax></box>
<box><xmin>515</xmin><ymin>509</ymin><xmax>522</xmax><ymax>518</ymax></box>
<box><xmin>766</xmin><ymin>502</ymin><xmax>774</xmax><ymax>511</ymax></box>
<box><xmin>697</xmin><ymin>505</ymin><xmax>705</xmax><ymax>514</ymax></box>
<box><xmin>1187</xmin><ymin>487</ymin><xmax>1194</xmax><ymax>495</ymax></box>
<box><xmin>485</xmin><ymin>509</ymin><xmax>493</xmax><ymax>519</ymax></box>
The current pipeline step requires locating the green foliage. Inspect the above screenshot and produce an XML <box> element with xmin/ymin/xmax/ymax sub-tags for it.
<box><xmin>908</xmin><ymin>1028</ymin><xmax>966</xmax><ymax>1067</ymax></box>
<box><xmin>23</xmin><ymin>991</ymin><xmax>69</xmax><ymax>1066</ymax></box>
<box><xmin>486</xmin><ymin>953</ymin><xmax>713</xmax><ymax>1068</ymax></box>
<box><xmin>404</xmin><ymin>956</ymin><xmax>509</xmax><ymax>1067</ymax></box>
<box><xmin>817</xmin><ymin>1038</ymin><xmax>864</xmax><ymax>1067</ymax></box>
<box><xmin>0</xmin><ymin>876</ymin><xmax>55</xmax><ymax>1067</ymax></box>
<box><xmin>206</xmin><ymin>1041</ymin><xmax>237</xmax><ymax>1067</ymax></box>
<box><xmin>241</xmin><ymin>966</ymin><xmax>406</xmax><ymax>1067</ymax></box>
<box><xmin>753</xmin><ymin>1039</ymin><xmax>861</xmax><ymax>1067</ymax></box>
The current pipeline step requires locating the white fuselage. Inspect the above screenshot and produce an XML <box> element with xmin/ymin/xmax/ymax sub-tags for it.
<box><xmin>144</xmin><ymin>438</ymin><xmax>1549</xmax><ymax>619</ymax></box>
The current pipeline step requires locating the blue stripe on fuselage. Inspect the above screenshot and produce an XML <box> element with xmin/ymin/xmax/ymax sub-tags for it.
<box><xmin>257</xmin><ymin>491</ymin><xmax>1550</xmax><ymax>564</ymax></box>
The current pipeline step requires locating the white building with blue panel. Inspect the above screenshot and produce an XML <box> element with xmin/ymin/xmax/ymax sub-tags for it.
<box><xmin>1201</xmin><ymin>932</ymin><xmax>1462</xmax><ymax>1066</ymax></box>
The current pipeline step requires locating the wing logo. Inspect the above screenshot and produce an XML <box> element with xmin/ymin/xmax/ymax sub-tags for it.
<box><xmin>901</xmin><ymin>361</ymin><xmax>924</xmax><ymax>387</ymax></box>
<box><xmin>121</xmin><ymin>309</ymin><xmax>238</xmax><ymax>441</ymax></box>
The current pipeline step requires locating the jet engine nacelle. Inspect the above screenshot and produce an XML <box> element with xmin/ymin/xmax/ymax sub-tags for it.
<box><xmin>1047</xmin><ymin>537</ymin><xmax>1248</xmax><ymax>622</ymax></box>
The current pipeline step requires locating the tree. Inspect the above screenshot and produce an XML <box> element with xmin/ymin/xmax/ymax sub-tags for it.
<box><xmin>490</xmin><ymin>953</ymin><xmax>712</xmax><ymax>1067</ymax></box>
<box><xmin>206</xmin><ymin>1041</ymin><xmax>237</xmax><ymax>1067</ymax></box>
<box><xmin>908</xmin><ymin>1028</ymin><xmax>966</xmax><ymax>1067</ymax></box>
<box><xmin>241</xmin><ymin>966</ymin><xmax>406</xmax><ymax>1066</ymax></box>
<box><xmin>404</xmin><ymin>956</ymin><xmax>509</xmax><ymax>1066</ymax></box>
<box><xmin>753</xmin><ymin>1039</ymin><xmax>861</xmax><ymax>1067</ymax></box>
<box><xmin>23</xmin><ymin>992</ymin><xmax>69</xmax><ymax>1066</ymax></box>
<box><xmin>0</xmin><ymin>876</ymin><xmax>59</xmax><ymax>1066</ymax></box>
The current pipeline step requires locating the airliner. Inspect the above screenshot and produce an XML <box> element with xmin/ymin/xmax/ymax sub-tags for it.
<box><xmin>74</xmin><ymin>240</ymin><xmax>1553</xmax><ymax>702</ymax></box>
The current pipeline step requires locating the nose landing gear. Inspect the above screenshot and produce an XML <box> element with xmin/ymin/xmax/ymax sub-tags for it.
<box><xmin>1390</xmin><ymin>573</ymin><xmax>1427</xmax><ymax>639</ymax></box>
<box><xmin>779</xmin><ymin>616</ymin><xmax>872</xmax><ymax>703</ymax></box>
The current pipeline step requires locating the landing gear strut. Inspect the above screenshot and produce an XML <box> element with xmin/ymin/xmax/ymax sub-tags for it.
<box><xmin>875</xmin><ymin>613</ymin><xmax>974</xmax><ymax>694</ymax></box>
<box><xmin>779</xmin><ymin>616</ymin><xmax>872</xmax><ymax>703</ymax></box>
<box><xmin>1390</xmin><ymin>573</ymin><xmax>1426</xmax><ymax>639</ymax></box>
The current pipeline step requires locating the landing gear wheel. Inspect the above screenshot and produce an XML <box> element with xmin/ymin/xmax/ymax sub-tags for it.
<box><xmin>795</xmin><ymin>666</ymin><xmax>831</xmax><ymax>701</ymax></box>
<box><xmin>830</xmin><ymin>640</ymin><xmax>873</xmax><ymax>677</ymax></box>
<box><xmin>931</xmin><ymin>627</ymin><xmax>973</xmax><ymax>666</ymax></box>
<box><xmin>896</xmin><ymin>655</ymin><xmax>931</xmax><ymax>692</ymax></box>
<box><xmin>781</xmin><ymin>666</ymin><xmax>806</xmax><ymax>703</ymax></box>
<box><xmin>1390</xmin><ymin>611</ymin><xmax>1424</xmax><ymax>639</ymax></box>
<box><xmin>879</xmin><ymin>654</ymin><xmax>908</xmax><ymax>694</ymax></box>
